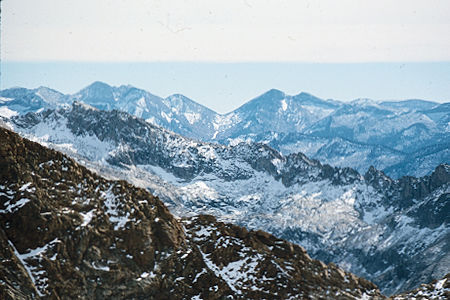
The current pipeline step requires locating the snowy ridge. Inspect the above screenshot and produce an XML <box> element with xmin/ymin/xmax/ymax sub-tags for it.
<box><xmin>1</xmin><ymin>83</ymin><xmax>448</xmax><ymax>178</ymax></box>
<box><xmin>393</xmin><ymin>274</ymin><xmax>450</xmax><ymax>300</ymax></box>
<box><xmin>8</xmin><ymin>103</ymin><xmax>450</xmax><ymax>295</ymax></box>
<box><xmin>0</xmin><ymin>127</ymin><xmax>384</xmax><ymax>299</ymax></box>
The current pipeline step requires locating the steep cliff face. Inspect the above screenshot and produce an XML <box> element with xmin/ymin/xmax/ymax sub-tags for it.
<box><xmin>0</xmin><ymin>127</ymin><xmax>195</xmax><ymax>299</ymax></box>
<box><xmin>0</xmin><ymin>127</ymin><xmax>384</xmax><ymax>299</ymax></box>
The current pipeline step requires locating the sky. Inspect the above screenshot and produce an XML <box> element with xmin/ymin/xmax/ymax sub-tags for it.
<box><xmin>1</xmin><ymin>0</ymin><xmax>450</xmax><ymax>113</ymax></box>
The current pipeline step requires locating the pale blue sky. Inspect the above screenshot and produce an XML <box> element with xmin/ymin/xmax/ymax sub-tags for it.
<box><xmin>1</xmin><ymin>1</ymin><xmax>449</xmax><ymax>113</ymax></box>
<box><xmin>3</xmin><ymin>0</ymin><xmax>450</xmax><ymax>62</ymax></box>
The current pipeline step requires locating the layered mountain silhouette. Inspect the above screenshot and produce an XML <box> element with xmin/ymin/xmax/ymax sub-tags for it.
<box><xmin>1</xmin><ymin>127</ymin><xmax>388</xmax><ymax>299</ymax></box>
<box><xmin>3</xmin><ymin>102</ymin><xmax>449</xmax><ymax>295</ymax></box>
<box><xmin>1</xmin><ymin>82</ymin><xmax>448</xmax><ymax>178</ymax></box>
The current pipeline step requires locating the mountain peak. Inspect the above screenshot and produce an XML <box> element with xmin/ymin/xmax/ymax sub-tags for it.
<box><xmin>295</xmin><ymin>91</ymin><xmax>323</xmax><ymax>100</ymax></box>
<box><xmin>350</xmin><ymin>98</ymin><xmax>380</xmax><ymax>106</ymax></box>
<box><xmin>163</xmin><ymin>93</ymin><xmax>218</xmax><ymax>116</ymax></box>
<box><xmin>165</xmin><ymin>93</ymin><xmax>195</xmax><ymax>104</ymax></box>
<box><xmin>78</xmin><ymin>81</ymin><xmax>114</xmax><ymax>96</ymax></box>
<box><xmin>364</xmin><ymin>165</ymin><xmax>391</xmax><ymax>183</ymax></box>
<box><xmin>235</xmin><ymin>89</ymin><xmax>286</xmax><ymax>111</ymax></box>
<box><xmin>74</xmin><ymin>82</ymin><xmax>116</xmax><ymax>110</ymax></box>
<box><xmin>85</xmin><ymin>81</ymin><xmax>112</xmax><ymax>90</ymax></box>
<box><xmin>166</xmin><ymin>93</ymin><xmax>188</xmax><ymax>99</ymax></box>
<box><xmin>261</xmin><ymin>88</ymin><xmax>285</xmax><ymax>98</ymax></box>
<box><xmin>36</xmin><ymin>86</ymin><xmax>56</xmax><ymax>92</ymax></box>
<box><xmin>297</xmin><ymin>91</ymin><xmax>313</xmax><ymax>97</ymax></box>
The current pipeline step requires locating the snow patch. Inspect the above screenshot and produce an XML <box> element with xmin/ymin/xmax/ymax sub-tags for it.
<box><xmin>19</xmin><ymin>182</ymin><xmax>34</xmax><ymax>192</ymax></box>
<box><xmin>435</xmin><ymin>278</ymin><xmax>447</xmax><ymax>290</ymax></box>
<box><xmin>184</xmin><ymin>112</ymin><xmax>201</xmax><ymax>124</ymax></box>
<box><xmin>281</xmin><ymin>99</ymin><xmax>288</xmax><ymax>111</ymax></box>
<box><xmin>161</xmin><ymin>111</ymin><xmax>172</xmax><ymax>123</ymax></box>
<box><xmin>199</xmin><ymin>247</ymin><xmax>262</xmax><ymax>294</ymax></box>
<box><xmin>8</xmin><ymin>238</ymin><xmax>60</xmax><ymax>296</ymax></box>
<box><xmin>0</xmin><ymin>106</ymin><xmax>18</xmax><ymax>118</ymax></box>
<box><xmin>102</xmin><ymin>185</ymin><xmax>130</xmax><ymax>230</ymax></box>
<box><xmin>0</xmin><ymin>198</ymin><xmax>31</xmax><ymax>214</ymax></box>
<box><xmin>145</xmin><ymin>117</ymin><xmax>156</xmax><ymax>125</ymax></box>
<box><xmin>80</xmin><ymin>209</ymin><xmax>96</xmax><ymax>227</ymax></box>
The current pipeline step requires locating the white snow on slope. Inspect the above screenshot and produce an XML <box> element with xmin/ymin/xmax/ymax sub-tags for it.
<box><xmin>0</xmin><ymin>106</ymin><xmax>18</xmax><ymax>118</ymax></box>
<box><xmin>281</xmin><ymin>99</ymin><xmax>288</xmax><ymax>111</ymax></box>
<box><xmin>0</xmin><ymin>198</ymin><xmax>31</xmax><ymax>214</ymax></box>
<box><xmin>184</xmin><ymin>112</ymin><xmax>201</xmax><ymax>124</ymax></box>
<box><xmin>199</xmin><ymin>248</ymin><xmax>262</xmax><ymax>294</ymax></box>
<box><xmin>102</xmin><ymin>185</ymin><xmax>130</xmax><ymax>230</ymax></box>
<box><xmin>8</xmin><ymin>238</ymin><xmax>61</xmax><ymax>296</ymax></box>
<box><xmin>17</xmin><ymin>116</ymin><xmax>114</xmax><ymax>162</ymax></box>
<box><xmin>80</xmin><ymin>209</ymin><xmax>96</xmax><ymax>227</ymax></box>
<box><xmin>8</xmin><ymin>104</ymin><xmax>449</xmax><ymax>295</ymax></box>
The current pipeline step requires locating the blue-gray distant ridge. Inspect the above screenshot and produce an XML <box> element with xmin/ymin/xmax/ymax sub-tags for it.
<box><xmin>0</xmin><ymin>81</ymin><xmax>448</xmax><ymax>178</ymax></box>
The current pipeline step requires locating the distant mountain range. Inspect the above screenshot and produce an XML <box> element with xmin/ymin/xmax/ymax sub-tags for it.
<box><xmin>1</xmin><ymin>82</ymin><xmax>449</xmax><ymax>178</ymax></box>
<box><xmin>3</xmin><ymin>102</ymin><xmax>448</xmax><ymax>295</ymax></box>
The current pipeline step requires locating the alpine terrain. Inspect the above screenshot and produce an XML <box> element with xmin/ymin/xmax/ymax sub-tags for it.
<box><xmin>0</xmin><ymin>127</ymin><xmax>386</xmax><ymax>299</ymax></box>
<box><xmin>392</xmin><ymin>273</ymin><xmax>449</xmax><ymax>299</ymax></box>
<box><xmin>1</xmin><ymin>82</ymin><xmax>448</xmax><ymax>178</ymax></box>
<box><xmin>3</xmin><ymin>102</ymin><xmax>449</xmax><ymax>296</ymax></box>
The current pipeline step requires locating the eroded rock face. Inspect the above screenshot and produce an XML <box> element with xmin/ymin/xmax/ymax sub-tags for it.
<box><xmin>183</xmin><ymin>215</ymin><xmax>382</xmax><ymax>299</ymax></box>
<box><xmin>0</xmin><ymin>127</ymin><xmax>200</xmax><ymax>299</ymax></box>
<box><xmin>0</xmin><ymin>127</ymin><xmax>385</xmax><ymax>299</ymax></box>
<box><xmin>390</xmin><ymin>273</ymin><xmax>450</xmax><ymax>300</ymax></box>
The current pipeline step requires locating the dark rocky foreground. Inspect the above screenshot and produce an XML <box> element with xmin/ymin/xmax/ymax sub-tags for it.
<box><xmin>390</xmin><ymin>273</ymin><xmax>449</xmax><ymax>300</ymax></box>
<box><xmin>0</xmin><ymin>127</ymin><xmax>385</xmax><ymax>299</ymax></box>
<box><xmin>8</xmin><ymin>102</ymin><xmax>449</xmax><ymax>295</ymax></box>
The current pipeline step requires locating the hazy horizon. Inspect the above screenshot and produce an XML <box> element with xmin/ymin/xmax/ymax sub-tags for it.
<box><xmin>1</xmin><ymin>61</ymin><xmax>449</xmax><ymax>114</ymax></box>
<box><xmin>2</xmin><ymin>0</ymin><xmax>449</xmax><ymax>113</ymax></box>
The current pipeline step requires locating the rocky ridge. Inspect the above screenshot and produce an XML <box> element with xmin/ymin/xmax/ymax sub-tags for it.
<box><xmin>4</xmin><ymin>103</ymin><xmax>449</xmax><ymax>295</ymax></box>
<box><xmin>1</xmin><ymin>83</ymin><xmax>448</xmax><ymax>178</ymax></box>
<box><xmin>391</xmin><ymin>273</ymin><xmax>449</xmax><ymax>300</ymax></box>
<box><xmin>0</xmin><ymin>127</ymin><xmax>385</xmax><ymax>299</ymax></box>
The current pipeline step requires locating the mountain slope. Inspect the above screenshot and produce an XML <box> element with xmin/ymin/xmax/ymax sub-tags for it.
<box><xmin>72</xmin><ymin>82</ymin><xmax>219</xmax><ymax>141</ymax></box>
<box><xmin>213</xmin><ymin>90</ymin><xmax>339</xmax><ymax>141</ymax></box>
<box><xmin>391</xmin><ymin>273</ymin><xmax>449</xmax><ymax>300</ymax></box>
<box><xmin>0</xmin><ymin>127</ymin><xmax>385</xmax><ymax>299</ymax></box>
<box><xmin>222</xmin><ymin>92</ymin><xmax>448</xmax><ymax>178</ymax></box>
<box><xmin>6</xmin><ymin>103</ymin><xmax>449</xmax><ymax>295</ymax></box>
<box><xmin>0</xmin><ymin>87</ymin><xmax>67</xmax><ymax>117</ymax></box>
<box><xmin>1</xmin><ymin>83</ymin><xmax>448</xmax><ymax>178</ymax></box>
